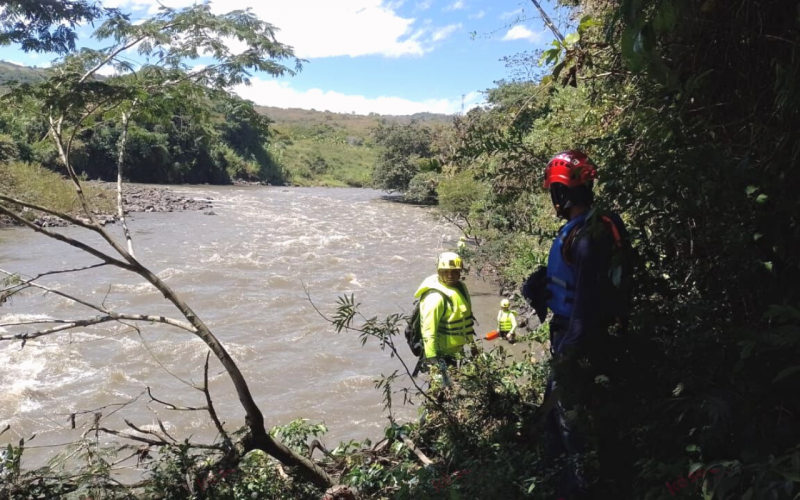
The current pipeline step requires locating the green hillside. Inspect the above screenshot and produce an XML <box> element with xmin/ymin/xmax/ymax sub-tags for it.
<box><xmin>0</xmin><ymin>61</ymin><xmax>48</xmax><ymax>87</ymax></box>
<box><xmin>0</xmin><ymin>61</ymin><xmax>454</xmax><ymax>188</ymax></box>
<box><xmin>255</xmin><ymin>106</ymin><xmax>452</xmax><ymax>187</ymax></box>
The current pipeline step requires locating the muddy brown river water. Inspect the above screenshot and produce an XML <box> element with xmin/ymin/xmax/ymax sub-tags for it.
<box><xmin>0</xmin><ymin>186</ymin><xmax>533</xmax><ymax>476</ymax></box>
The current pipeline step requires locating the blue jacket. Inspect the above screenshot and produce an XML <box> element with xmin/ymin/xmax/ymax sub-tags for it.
<box><xmin>546</xmin><ymin>209</ymin><xmax>627</xmax><ymax>355</ymax></box>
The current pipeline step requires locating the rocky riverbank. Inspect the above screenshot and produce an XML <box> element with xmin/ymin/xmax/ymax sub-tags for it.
<box><xmin>1</xmin><ymin>182</ymin><xmax>214</xmax><ymax>228</ymax></box>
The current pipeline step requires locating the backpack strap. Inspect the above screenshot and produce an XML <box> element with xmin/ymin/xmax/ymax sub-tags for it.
<box><xmin>599</xmin><ymin>215</ymin><xmax>622</xmax><ymax>248</ymax></box>
<box><xmin>420</xmin><ymin>289</ymin><xmax>453</xmax><ymax>313</ymax></box>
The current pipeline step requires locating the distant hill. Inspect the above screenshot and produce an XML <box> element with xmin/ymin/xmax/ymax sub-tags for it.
<box><xmin>0</xmin><ymin>61</ymin><xmax>48</xmax><ymax>87</ymax></box>
<box><xmin>254</xmin><ymin>107</ymin><xmax>453</xmax><ymax>188</ymax></box>
<box><xmin>255</xmin><ymin>105</ymin><xmax>452</xmax><ymax>128</ymax></box>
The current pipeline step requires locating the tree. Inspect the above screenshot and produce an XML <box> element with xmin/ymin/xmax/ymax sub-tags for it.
<box><xmin>0</xmin><ymin>0</ymin><xmax>111</xmax><ymax>54</ymax></box>
<box><xmin>0</xmin><ymin>3</ymin><xmax>339</xmax><ymax>494</ymax></box>
<box><xmin>371</xmin><ymin>121</ymin><xmax>435</xmax><ymax>193</ymax></box>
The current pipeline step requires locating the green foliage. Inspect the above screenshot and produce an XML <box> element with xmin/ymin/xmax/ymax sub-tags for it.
<box><xmin>0</xmin><ymin>133</ymin><xmax>18</xmax><ymax>161</ymax></box>
<box><xmin>0</xmin><ymin>0</ymin><xmax>109</xmax><ymax>54</ymax></box>
<box><xmin>0</xmin><ymin>161</ymin><xmax>115</xmax><ymax>215</ymax></box>
<box><xmin>371</xmin><ymin>121</ymin><xmax>437</xmax><ymax>193</ymax></box>
<box><xmin>269</xmin><ymin>419</ymin><xmax>328</xmax><ymax>455</ymax></box>
<box><xmin>437</xmin><ymin>170</ymin><xmax>487</xmax><ymax>218</ymax></box>
<box><xmin>427</xmin><ymin>0</ymin><xmax>800</xmax><ymax>497</ymax></box>
<box><xmin>404</xmin><ymin>171</ymin><xmax>439</xmax><ymax>203</ymax></box>
<box><xmin>327</xmin><ymin>293</ymin><xmax>558</xmax><ymax>499</ymax></box>
<box><xmin>0</xmin><ymin>3</ymin><xmax>302</xmax><ymax>187</ymax></box>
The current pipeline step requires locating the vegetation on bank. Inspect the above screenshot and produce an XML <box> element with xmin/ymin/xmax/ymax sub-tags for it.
<box><xmin>0</xmin><ymin>161</ymin><xmax>115</xmax><ymax>219</ymax></box>
<box><xmin>0</xmin><ymin>61</ymin><xmax>450</xmax><ymax>190</ymax></box>
<box><xmin>372</xmin><ymin>0</ymin><xmax>800</xmax><ymax>498</ymax></box>
<box><xmin>263</xmin><ymin>106</ymin><xmax>449</xmax><ymax>188</ymax></box>
<box><xmin>0</xmin><ymin>63</ymin><xmax>286</xmax><ymax>186</ymax></box>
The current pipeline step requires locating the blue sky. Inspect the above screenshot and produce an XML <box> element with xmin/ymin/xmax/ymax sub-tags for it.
<box><xmin>0</xmin><ymin>0</ymin><xmax>573</xmax><ymax>115</ymax></box>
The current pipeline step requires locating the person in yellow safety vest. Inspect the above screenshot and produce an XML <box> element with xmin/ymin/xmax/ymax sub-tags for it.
<box><xmin>497</xmin><ymin>298</ymin><xmax>518</xmax><ymax>342</ymax></box>
<box><xmin>414</xmin><ymin>251</ymin><xmax>478</xmax><ymax>368</ymax></box>
<box><xmin>457</xmin><ymin>236</ymin><xmax>467</xmax><ymax>253</ymax></box>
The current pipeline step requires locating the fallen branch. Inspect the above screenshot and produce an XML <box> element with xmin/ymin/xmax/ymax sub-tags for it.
<box><xmin>398</xmin><ymin>432</ymin><xmax>433</xmax><ymax>467</ymax></box>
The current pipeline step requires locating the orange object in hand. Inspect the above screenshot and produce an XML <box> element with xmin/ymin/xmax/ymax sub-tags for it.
<box><xmin>485</xmin><ymin>330</ymin><xmax>499</xmax><ymax>340</ymax></box>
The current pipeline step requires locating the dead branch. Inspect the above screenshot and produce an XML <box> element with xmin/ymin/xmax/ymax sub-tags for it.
<box><xmin>0</xmin><ymin>264</ymin><xmax>108</xmax><ymax>294</ymax></box>
<box><xmin>0</xmin><ymin>194</ymin><xmax>101</xmax><ymax>231</ymax></box>
<box><xmin>397</xmin><ymin>432</ymin><xmax>433</xmax><ymax>466</ymax></box>
<box><xmin>146</xmin><ymin>386</ymin><xmax>206</xmax><ymax>411</ymax></box>
<box><xmin>97</xmin><ymin>426</ymin><xmax>223</xmax><ymax>451</ymax></box>
<box><xmin>0</xmin><ymin>205</ymin><xmax>134</xmax><ymax>271</ymax></box>
<box><xmin>202</xmin><ymin>351</ymin><xmax>232</xmax><ymax>449</ymax></box>
<box><xmin>4</xmin><ymin>152</ymin><xmax>332</xmax><ymax>489</ymax></box>
<box><xmin>122</xmin><ymin>419</ymin><xmax>177</xmax><ymax>445</ymax></box>
<box><xmin>308</xmin><ymin>439</ymin><xmax>334</xmax><ymax>460</ymax></box>
<box><xmin>62</xmin><ymin>391</ymin><xmax>146</xmax><ymax>429</ymax></box>
<box><xmin>0</xmin><ymin>313</ymin><xmax>198</xmax><ymax>342</ymax></box>
<box><xmin>156</xmin><ymin>418</ymin><xmax>178</xmax><ymax>444</ymax></box>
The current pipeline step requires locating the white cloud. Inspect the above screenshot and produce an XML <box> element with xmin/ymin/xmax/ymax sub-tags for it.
<box><xmin>1</xmin><ymin>60</ymin><xmax>26</xmax><ymax>66</ymax></box>
<box><xmin>469</xmin><ymin>10</ymin><xmax>485</xmax><ymax>19</ymax></box>
<box><xmin>234</xmin><ymin>78</ymin><xmax>482</xmax><ymax>115</ymax></box>
<box><xmin>444</xmin><ymin>0</ymin><xmax>465</xmax><ymax>11</ymax></box>
<box><xmin>431</xmin><ymin>23</ymin><xmax>461</xmax><ymax>42</ymax></box>
<box><xmin>500</xmin><ymin>8</ymin><xmax>522</xmax><ymax>19</ymax></box>
<box><xmin>103</xmin><ymin>0</ymin><xmax>458</xmax><ymax>59</ymax></box>
<box><xmin>415</xmin><ymin>0</ymin><xmax>433</xmax><ymax>10</ymax></box>
<box><xmin>502</xmin><ymin>25</ymin><xmax>545</xmax><ymax>43</ymax></box>
<box><xmin>95</xmin><ymin>64</ymin><xmax>118</xmax><ymax>76</ymax></box>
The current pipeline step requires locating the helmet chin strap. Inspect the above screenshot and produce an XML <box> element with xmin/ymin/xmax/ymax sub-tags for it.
<box><xmin>551</xmin><ymin>185</ymin><xmax>574</xmax><ymax>219</ymax></box>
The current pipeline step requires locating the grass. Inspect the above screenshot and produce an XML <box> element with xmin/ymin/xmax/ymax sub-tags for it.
<box><xmin>0</xmin><ymin>161</ymin><xmax>116</xmax><ymax>219</ymax></box>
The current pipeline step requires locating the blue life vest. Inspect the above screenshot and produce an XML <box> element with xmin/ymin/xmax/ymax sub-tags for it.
<box><xmin>546</xmin><ymin>212</ymin><xmax>590</xmax><ymax>318</ymax></box>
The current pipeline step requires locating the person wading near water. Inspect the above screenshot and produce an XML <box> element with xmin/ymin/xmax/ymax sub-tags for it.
<box><xmin>522</xmin><ymin>150</ymin><xmax>632</xmax><ymax>499</ymax></box>
<box><xmin>497</xmin><ymin>299</ymin><xmax>518</xmax><ymax>343</ymax></box>
<box><xmin>414</xmin><ymin>252</ymin><xmax>478</xmax><ymax>382</ymax></box>
<box><xmin>456</xmin><ymin>236</ymin><xmax>467</xmax><ymax>253</ymax></box>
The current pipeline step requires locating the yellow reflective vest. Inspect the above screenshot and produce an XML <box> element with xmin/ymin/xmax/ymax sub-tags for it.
<box><xmin>414</xmin><ymin>274</ymin><xmax>475</xmax><ymax>359</ymax></box>
<box><xmin>497</xmin><ymin>310</ymin><xmax>517</xmax><ymax>334</ymax></box>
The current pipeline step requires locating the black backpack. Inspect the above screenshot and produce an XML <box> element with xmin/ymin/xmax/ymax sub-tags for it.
<box><xmin>404</xmin><ymin>290</ymin><xmax>452</xmax><ymax>357</ymax></box>
<box><xmin>581</xmin><ymin>209</ymin><xmax>634</xmax><ymax>329</ymax></box>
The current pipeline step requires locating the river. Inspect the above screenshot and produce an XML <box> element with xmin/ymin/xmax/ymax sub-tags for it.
<box><xmin>0</xmin><ymin>186</ymin><xmax>524</xmax><ymax>474</ymax></box>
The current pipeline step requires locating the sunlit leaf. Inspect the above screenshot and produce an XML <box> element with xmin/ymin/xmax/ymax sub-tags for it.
<box><xmin>564</xmin><ymin>32</ymin><xmax>580</xmax><ymax>47</ymax></box>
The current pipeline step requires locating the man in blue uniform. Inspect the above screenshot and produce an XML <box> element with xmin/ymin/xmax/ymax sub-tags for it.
<box><xmin>523</xmin><ymin>150</ymin><xmax>630</xmax><ymax>499</ymax></box>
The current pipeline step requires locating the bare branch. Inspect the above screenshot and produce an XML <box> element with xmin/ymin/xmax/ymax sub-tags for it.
<box><xmin>97</xmin><ymin>426</ymin><xmax>223</xmax><ymax>450</ymax></box>
<box><xmin>156</xmin><ymin>418</ymin><xmax>178</xmax><ymax>444</ymax></box>
<box><xmin>61</xmin><ymin>391</ymin><xmax>146</xmax><ymax>428</ymax></box>
<box><xmin>133</xmin><ymin>323</ymin><xmax>197</xmax><ymax>388</ymax></box>
<box><xmin>79</xmin><ymin>36</ymin><xmax>149</xmax><ymax>85</ymax></box>
<box><xmin>0</xmin><ymin>205</ymin><xmax>134</xmax><ymax>271</ymax></box>
<box><xmin>202</xmin><ymin>351</ymin><xmax>232</xmax><ymax>449</ymax></box>
<box><xmin>398</xmin><ymin>432</ymin><xmax>434</xmax><ymax>466</ymax></box>
<box><xmin>123</xmin><ymin>419</ymin><xmax>173</xmax><ymax>444</ymax></box>
<box><xmin>1</xmin><ymin>263</ymin><xmax>108</xmax><ymax>289</ymax></box>
<box><xmin>146</xmin><ymin>386</ymin><xmax>206</xmax><ymax>411</ymax></box>
<box><xmin>0</xmin><ymin>311</ymin><xmax>196</xmax><ymax>342</ymax></box>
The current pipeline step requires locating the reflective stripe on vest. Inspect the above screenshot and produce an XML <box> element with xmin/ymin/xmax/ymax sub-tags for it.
<box><xmin>546</xmin><ymin>212</ymin><xmax>590</xmax><ymax>318</ymax></box>
<box><xmin>498</xmin><ymin>311</ymin><xmax>515</xmax><ymax>331</ymax></box>
<box><xmin>415</xmin><ymin>275</ymin><xmax>475</xmax><ymax>351</ymax></box>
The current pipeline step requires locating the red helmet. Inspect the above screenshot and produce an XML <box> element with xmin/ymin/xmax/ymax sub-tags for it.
<box><xmin>543</xmin><ymin>150</ymin><xmax>598</xmax><ymax>188</ymax></box>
